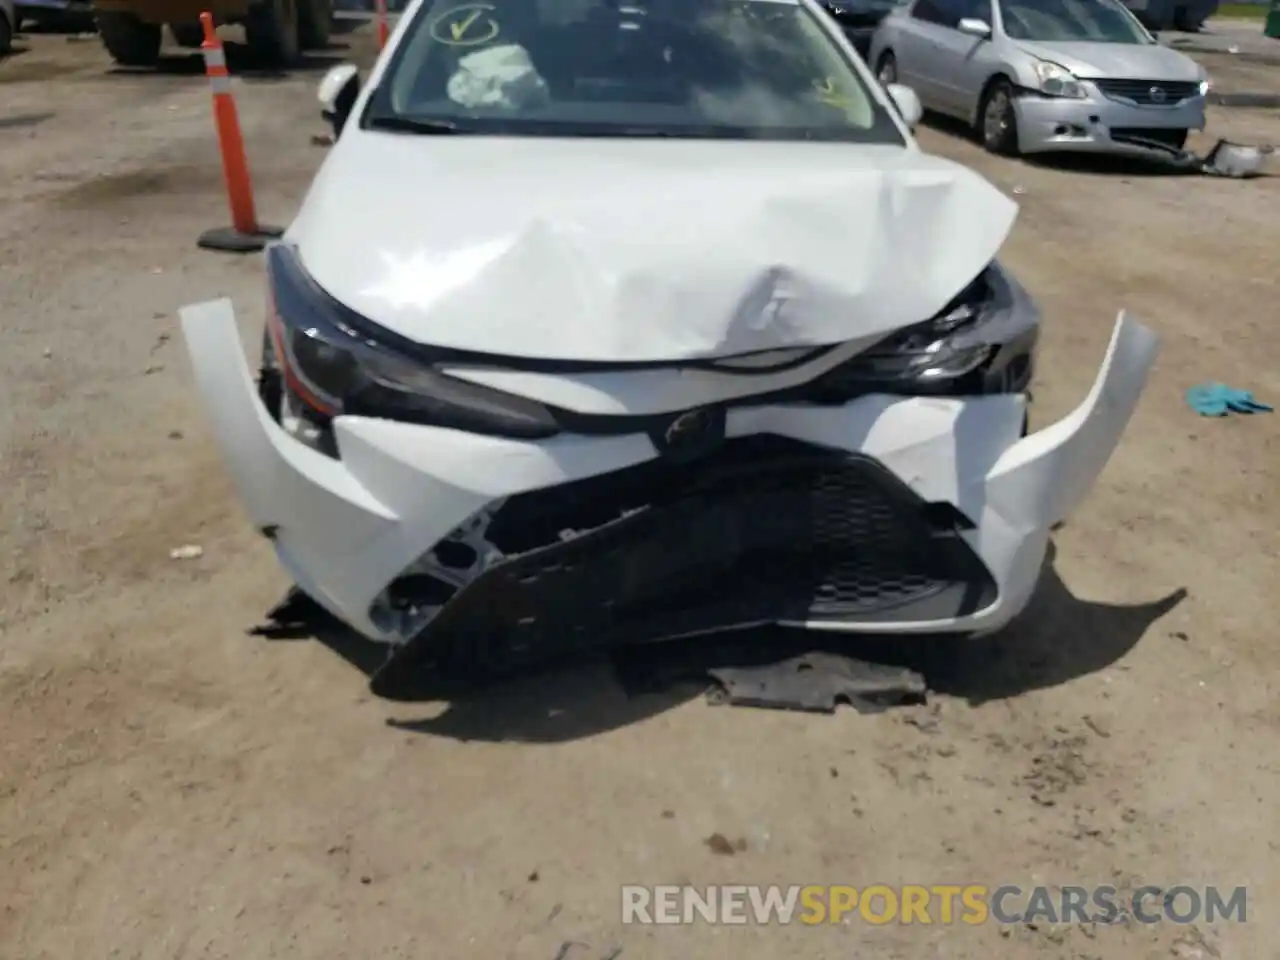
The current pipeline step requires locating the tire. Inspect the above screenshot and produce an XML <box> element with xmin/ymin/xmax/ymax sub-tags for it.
<box><xmin>1172</xmin><ymin>5</ymin><xmax>1196</xmax><ymax>29</ymax></box>
<box><xmin>170</xmin><ymin>22</ymin><xmax>205</xmax><ymax>48</ymax></box>
<box><xmin>297</xmin><ymin>0</ymin><xmax>331</xmax><ymax>50</ymax></box>
<box><xmin>978</xmin><ymin>78</ymin><xmax>1020</xmax><ymax>156</ymax></box>
<box><xmin>876</xmin><ymin>50</ymin><xmax>897</xmax><ymax>88</ymax></box>
<box><xmin>95</xmin><ymin>11</ymin><xmax>162</xmax><ymax>67</ymax></box>
<box><xmin>245</xmin><ymin>0</ymin><xmax>300</xmax><ymax>66</ymax></box>
<box><xmin>0</xmin><ymin>12</ymin><xmax>12</xmax><ymax>57</ymax></box>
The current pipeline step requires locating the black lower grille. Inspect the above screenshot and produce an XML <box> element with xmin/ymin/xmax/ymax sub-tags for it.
<box><xmin>1093</xmin><ymin>79</ymin><xmax>1200</xmax><ymax>105</ymax></box>
<box><xmin>1110</xmin><ymin>127</ymin><xmax>1188</xmax><ymax>149</ymax></box>
<box><xmin>370</xmin><ymin>437</ymin><xmax>996</xmax><ymax>695</ymax></box>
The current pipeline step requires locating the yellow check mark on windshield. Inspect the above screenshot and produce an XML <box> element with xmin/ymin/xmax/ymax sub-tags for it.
<box><xmin>450</xmin><ymin>8</ymin><xmax>483</xmax><ymax>40</ymax></box>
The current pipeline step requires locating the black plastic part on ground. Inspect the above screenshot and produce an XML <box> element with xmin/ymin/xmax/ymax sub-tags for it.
<box><xmin>633</xmin><ymin>644</ymin><xmax>926</xmax><ymax>714</ymax></box>
<box><xmin>197</xmin><ymin>224</ymin><xmax>286</xmax><ymax>254</ymax></box>
<box><xmin>368</xmin><ymin>437</ymin><xmax>996</xmax><ymax>700</ymax></box>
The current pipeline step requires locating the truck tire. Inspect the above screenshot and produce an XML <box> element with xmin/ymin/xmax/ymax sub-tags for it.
<box><xmin>245</xmin><ymin>0</ymin><xmax>300</xmax><ymax>65</ymax></box>
<box><xmin>0</xmin><ymin>10</ymin><xmax>12</xmax><ymax>57</ymax></box>
<box><xmin>95</xmin><ymin>11</ymin><xmax>163</xmax><ymax>67</ymax></box>
<box><xmin>170</xmin><ymin>22</ymin><xmax>205</xmax><ymax>48</ymax></box>
<box><xmin>298</xmin><ymin>0</ymin><xmax>331</xmax><ymax>49</ymax></box>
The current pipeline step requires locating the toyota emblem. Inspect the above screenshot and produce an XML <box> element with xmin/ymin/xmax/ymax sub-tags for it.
<box><xmin>1149</xmin><ymin>86</ymin><xmax>1167</xmax><ymax>104</ymax></box>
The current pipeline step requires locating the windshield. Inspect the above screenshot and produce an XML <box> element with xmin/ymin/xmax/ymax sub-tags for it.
<box><xmin>999</xmin><ymin>0</ymin><xmax>1152</xmax><ymax>43</ymax></box>
<box><xmin>365</xmin><ymin>0</ymin><xmax>904</xmax><ymax>143</ymax></box>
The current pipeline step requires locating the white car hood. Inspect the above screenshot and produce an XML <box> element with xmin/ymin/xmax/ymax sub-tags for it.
<box><xmin>291</xmin><ymin>132</ymin><xmax>1017</xmax><ymax>363</ymax></box>
<box><xmin>1013</xmin><ymin>40</ymin><xmax>1202</xmax><ymax>82</ymax></box>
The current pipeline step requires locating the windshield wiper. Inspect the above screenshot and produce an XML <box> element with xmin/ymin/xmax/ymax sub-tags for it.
<box><xmin>366</xmin><ymin>115</ymin><xmax>464</xmax><ymax>135</ymax></box>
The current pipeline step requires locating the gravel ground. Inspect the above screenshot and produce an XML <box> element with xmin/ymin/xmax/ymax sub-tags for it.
<box><xmin>1</xmin><ymin>25</ymin><xmax>1278</xmax><ymax>960</ymax></box>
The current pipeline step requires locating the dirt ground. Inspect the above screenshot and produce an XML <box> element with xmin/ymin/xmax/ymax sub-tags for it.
<box><xmin>1</xmin><ymin>23</ymin><xmax>1278</xmax><ymax>960</ymax></box>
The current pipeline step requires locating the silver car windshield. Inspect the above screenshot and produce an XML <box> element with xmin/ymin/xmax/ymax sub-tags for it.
<box><xmin>999</xmin><ymin>0</ymin><xmax>1152</xmax><ymax>43</ymax></box>
<box><xmin>366</xmin><ymin>0</ymin><xmax>905</xmax><ymax>143</ymax></box>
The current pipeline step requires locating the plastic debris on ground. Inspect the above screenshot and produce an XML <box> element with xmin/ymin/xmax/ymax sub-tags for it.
<box><xmin>1112</xmin><ymin>136</ymin><xmax>1275</xmax><ymax>178</ymax></box>
<box><xmin>611</xmin><ymin>631</ymin><xmax>928</xmax><ymax>714</ymax></box>
<box><xmin>1201</xmin><ymin>140</ymin><xmax>1275</xmax><ymax>178</ymax></box>
<box><xmin>706</xmin><ymin>652</ymin><xmax>928</xmax><ymax>713</ymax></box>
<box><xmin>1185</xmin><ymin>382</ymin><xmax>1273</xmax><ymax>417</ymax></box>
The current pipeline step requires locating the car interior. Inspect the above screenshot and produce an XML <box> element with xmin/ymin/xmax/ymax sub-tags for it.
<box><xmin>387</xmin><ymin>0</ymin><xmax>878</xmax><ymax>127</ymax></box>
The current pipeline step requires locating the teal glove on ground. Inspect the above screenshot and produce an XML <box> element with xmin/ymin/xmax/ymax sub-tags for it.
<box><xmin>1185</xmin><ymin>383</ymin><xmax>1274</xmax><ymax>417</ymax></box>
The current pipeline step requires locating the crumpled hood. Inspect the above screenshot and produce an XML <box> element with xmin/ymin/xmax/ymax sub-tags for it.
<box><xmin>291</xmin><ymin>132</ymin><xmax>1017</xmax><ymax>363</ymax></box>
<box><xmin>1013</xmin><ymin>40</ymin><xmax>1203</xmax><ymax>82</ymax></box>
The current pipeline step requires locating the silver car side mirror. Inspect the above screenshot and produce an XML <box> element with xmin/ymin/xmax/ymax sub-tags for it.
<box><xmin>957</xmin><ymin>17</ymin><xmax>992</xmax><ymax>37</ymax></box>
<box><xmin>886</xmin><ymin>83</ymin><xmax>923</xmax><ymax>129</ymax></box>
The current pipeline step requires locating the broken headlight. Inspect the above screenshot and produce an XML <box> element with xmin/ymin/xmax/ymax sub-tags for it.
<box><xmin>828</xmin><ymin>271</ymin><xmax>999</xmax><ymax>386</ymax></box>
<box><xmin>261</xmin><ymin>243</ymin><xmax>560</xmax><ymax>455</ymax></box>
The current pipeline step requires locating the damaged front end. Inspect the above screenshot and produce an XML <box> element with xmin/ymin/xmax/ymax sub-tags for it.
<box><xmin>180</xmin><ymin>228</ymin><xmax>1157</xmax><ymax>695</ymax></box>
<box><xmin>256</xmin><ymin>243</ymin><xmax>1039</xmax><ymax>672</ymax></box>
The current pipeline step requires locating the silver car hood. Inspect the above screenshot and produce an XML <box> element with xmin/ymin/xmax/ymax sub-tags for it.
<box><xmin>1013</xmin><ymin>40</ymin><xmax>1203</xmax><ymax>82</ymax></box>
<box><xmin>292</xmin><ymin>133</ymin><xmax>1017</xmax><ymax>363</ymax></box>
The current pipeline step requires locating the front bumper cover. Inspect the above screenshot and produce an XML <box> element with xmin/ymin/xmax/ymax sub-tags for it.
<box><xmin>180</xmin><ymin>299</ymin><xmax>1158</xmax><ymax>669</ymax></box>
<box><xmin>1014</xmin><ymin>90</ymin><xmax>1206</xmax><ymax>158</ymax></box>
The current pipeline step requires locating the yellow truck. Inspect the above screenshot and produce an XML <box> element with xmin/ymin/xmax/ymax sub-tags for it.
<box><xmin>92</xmin><ymin>0</ymin><xmax>332</xmax><ymax>66</ymax></box>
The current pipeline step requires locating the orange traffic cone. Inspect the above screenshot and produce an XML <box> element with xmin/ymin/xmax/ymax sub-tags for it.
<box><xmin>196</xmin><ymin>12</ymin><xmax>283</xmax><ymax>253</ymax></box>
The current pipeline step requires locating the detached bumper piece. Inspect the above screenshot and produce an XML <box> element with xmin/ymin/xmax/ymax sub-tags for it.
<box><xmin>369</xmin><ymin>437</ymin><xmax>995</xmax><ymax>698</ymax></box>
<box><xmin>1109</xmin><ymin>135</ymin><xmax>1275</xmax><ymax>178</ymax></box>
<box><xmin>706</xmin><ymin>652</ymin><xmax>928</xmax><ymax>714</ymax></box>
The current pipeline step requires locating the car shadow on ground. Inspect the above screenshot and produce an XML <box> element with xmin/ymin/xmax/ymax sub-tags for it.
<box><xmin>254</xmin><ymin>603</ymin><xmax>704</xmax><ymax>742</ymax></box>
<box><xmin>251</xmin><ymin>541</ymin><xmax>1186</xmax><ymax>743</ymax></box>
<box><xmin>886</xmin><ymin>542</ymin><xmax>1188</xmax><ymax>704</ymax></box>
<box><xmin>0</xmin><ymin>110</ymin><xmax>55</xmax><ymax>130</ymax></box>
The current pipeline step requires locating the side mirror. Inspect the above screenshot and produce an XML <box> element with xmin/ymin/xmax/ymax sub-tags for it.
<box><xmin>886</xmin><ymin>82</ymin><xmax>923</xmax><ymax>129</ymax></box>
<box><xmin>318</xmin><ymin>63</ymin><xmax>360</xmax><ymax>138</ymax></box>
<box><xmin>957</xmin><ymin>17</ymin><xmax>992</xmax><ymax>37</ymax></box>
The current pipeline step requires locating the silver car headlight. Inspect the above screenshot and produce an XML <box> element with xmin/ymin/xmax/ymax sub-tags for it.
<box><xmin>1034</xmin><ymin>60</ymin><xmax>1085</xmax><ymax>99</ymax></box>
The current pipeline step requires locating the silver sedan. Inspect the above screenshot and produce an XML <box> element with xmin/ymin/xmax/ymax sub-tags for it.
<box><xmin>867</xmin><ymin>0</ymin><xmax>1210</xmax><ymax>159</ymax></box>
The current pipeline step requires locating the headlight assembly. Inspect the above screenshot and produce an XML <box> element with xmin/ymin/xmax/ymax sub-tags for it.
<box><xmin>807</xmin><ymin>262</ymin><xmax>1039</xmax><ymax>400</ymax></box>
<box><xmin>841</xmin><ymin>295</ymin><xmax>994</xmax><ymax>383</ymax></box>
<box><xmin>1033</xmin><ymin>60</ymin><xmax>1085</xmax><ymax>99</ymax></box>
<box><xmin>262</xmin><ymin>243</ymin><xmax>561</xmax><ymax>454</ymax></box>
<box><xmin>824</xmin><ymin>272</ymin><xmax>999</xmax><ymax>388</ymax></box>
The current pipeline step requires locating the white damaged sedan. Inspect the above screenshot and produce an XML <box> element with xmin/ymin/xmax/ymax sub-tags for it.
<box><xmin>180</xmin><ymin>0</ymin><xmax>1158</xmax><ymax>694</ymax></box>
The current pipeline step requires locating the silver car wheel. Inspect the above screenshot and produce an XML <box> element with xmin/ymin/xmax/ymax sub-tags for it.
<box><xmin>984</xmin><ymin>90</ymin><xmax>1010</xmax><ymax>143</ymax></box>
